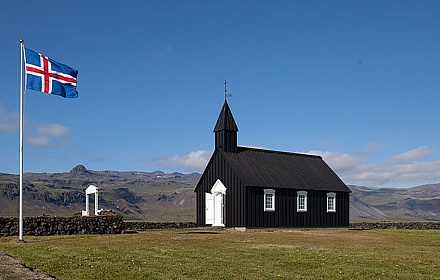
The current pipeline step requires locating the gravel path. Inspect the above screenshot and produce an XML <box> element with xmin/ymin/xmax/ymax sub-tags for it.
<box><xmin>0</xmin><ymin>252</ymin><xmax>57</xmax><ymax>280</ymax></box>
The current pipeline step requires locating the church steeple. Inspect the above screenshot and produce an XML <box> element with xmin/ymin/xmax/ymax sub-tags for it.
<box><xmin>214</xmin><ymin>100</ymin><xmax>238</xmax><ymax>152</ymax></box>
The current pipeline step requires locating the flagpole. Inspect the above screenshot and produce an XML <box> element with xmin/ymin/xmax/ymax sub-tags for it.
<box><xmin>19</xmin><ymin>39</ymin><xmax>24</xmax><ymax>241</ymax></box>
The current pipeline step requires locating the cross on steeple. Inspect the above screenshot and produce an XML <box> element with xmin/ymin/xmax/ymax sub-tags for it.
<box><xmin>224</xmin><ymin>79</ymin><xmax>232</xmax><ymax>100</ymax></box>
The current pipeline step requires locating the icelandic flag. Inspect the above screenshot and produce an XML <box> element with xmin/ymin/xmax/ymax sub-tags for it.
<box><xmin>25</xmin><ymin>48</ymin><xmax>78</xmax><ymax>98</ymax></box>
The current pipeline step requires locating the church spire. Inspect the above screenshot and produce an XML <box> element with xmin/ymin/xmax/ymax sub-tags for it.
<box><xmin>214</xmin><ymin>99</ymin><xmax>238</xmax><ymax>152</ymax></box>
<box><xmin>214</xmin><ymin>99</ymin><xmax>238</xmax><ymax>133</ymax></box>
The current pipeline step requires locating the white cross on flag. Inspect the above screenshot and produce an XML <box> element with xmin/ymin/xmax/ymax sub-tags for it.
<box><xmin>25</xmin><ymin>48</ymin><xmax>78</xmax><ymax>98</ymax></box>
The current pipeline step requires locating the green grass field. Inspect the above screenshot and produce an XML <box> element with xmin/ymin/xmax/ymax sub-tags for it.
<box><xmin>0</xmin><ymin>229</ymin><xmax>439</xmax><ymax>279</ymax></box>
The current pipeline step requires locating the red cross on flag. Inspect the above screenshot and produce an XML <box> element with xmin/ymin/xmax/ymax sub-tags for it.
<box><xmin>25</xmin><ymin>48</ymin><xmax>78</xmax><ymax>98</ymax></box>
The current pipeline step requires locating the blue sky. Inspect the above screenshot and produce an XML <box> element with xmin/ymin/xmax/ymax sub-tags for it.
<box><xmin>1</xmin><ymin>1</ymin><xmax>440</xmax><ymax>188</ymax></box>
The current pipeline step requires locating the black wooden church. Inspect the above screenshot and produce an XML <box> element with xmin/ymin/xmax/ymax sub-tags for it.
<box><xmin>194</xmin><ymin>99</ymin><xmax>351</xmax><ymax>228</ymax></box>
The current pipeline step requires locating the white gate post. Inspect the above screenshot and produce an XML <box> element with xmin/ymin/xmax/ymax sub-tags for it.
<box><xmin>94</xmin><ymin>190</ymin><xmax>99</xmax><ymax>216</ymax></box>
<box><xmin>85</xmin><ymin>194</ymin><xmax>90</xmax><ymax>215</ymax></box>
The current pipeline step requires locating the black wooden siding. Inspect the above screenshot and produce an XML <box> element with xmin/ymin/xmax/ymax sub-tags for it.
<box><xmin>246</xmin><ymin>187</ymin><xmax>349</xmax><ymax>228</ymax></box>
<box><xmin>215</xmin><ymin>130</ymin><xmax>237</xmax><ymax>153</ymax></box>
<box><xmin>196</xmin><ymin>149</ymin><xmax>350</xmax><ymax>228</ymax></box>
<box><xmin>195</xmin><ymin>151</ymin><xmax>247</xmax><ymax>227</ymax></box>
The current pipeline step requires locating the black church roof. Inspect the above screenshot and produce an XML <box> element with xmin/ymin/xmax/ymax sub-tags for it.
<box><xmin>219</xmin><ymin>146</ymin><xmax>351</xmax><ymax>193</ymax></box>
<box><xmin>213</xmin><ymin>100</ymin><xmax>239</xmax><ymax>132</ymax></box>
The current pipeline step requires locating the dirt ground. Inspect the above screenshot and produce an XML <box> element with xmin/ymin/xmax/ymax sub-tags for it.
<box><xmin>0</xmin><ymin>252</ymin><xmax>56</xmax><ymax>280</ymax></box>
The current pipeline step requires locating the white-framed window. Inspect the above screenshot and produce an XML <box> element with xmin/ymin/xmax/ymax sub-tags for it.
<box><xmin>327</xmin><ymin>192</ymin><xmax>336</xmax><ymax>212</ymax></box>
<box><xmin>264</xmin><ymin>189</ymin><xmax>275</xmax><ymax>212</ymax></box>
<box><xmin>297</xmin><ymin>191</ymin><xmax>308</xmax><ymax>212</ymax></box>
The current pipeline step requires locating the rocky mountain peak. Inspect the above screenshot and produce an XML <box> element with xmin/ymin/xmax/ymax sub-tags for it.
<box><xmin>70</xmin><ymin>165</ymin><xmax>90</xmax><ymax>175</ymax></box>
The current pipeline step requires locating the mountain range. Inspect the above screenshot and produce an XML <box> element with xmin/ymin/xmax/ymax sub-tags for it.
<box><xmin>1</xmin><ymin>165</ymin><xmax>439</xmax><ymax>222</ymax></box>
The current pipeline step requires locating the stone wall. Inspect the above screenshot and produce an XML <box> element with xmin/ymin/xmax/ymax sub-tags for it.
<box><xmin>2</xmin><ymin>218</ymin><xmax>438</xmax><ymax>237</ymax></box>
<box><xmin>349</xmin><ymin>222</ymin><xmax>440</xmax><ymax>230</ymax></box>
<box><xmin>0</xmin><ymin>215</ymin><xmax>124</xmax><ymax>237</ymax></box>
<box><xmin>124</xmin><ymin>221</ymin><xmax>197</xmax><ymax>230</ymax></box>
<box><xmin>126</xmin><ymin>221</ymin><xmax>440</xmax><ymax>230</ymax></box>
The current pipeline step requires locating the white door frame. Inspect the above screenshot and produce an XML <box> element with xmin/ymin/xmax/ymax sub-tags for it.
<box><xmin>82</xmin><ymin>185</ymin><xmax>101</xmax><ymax>216</ymax></box>
<box><xmin>209</xmin><ymin>179</ymin><xmax>227</xmax><ymax>227</ymax></box>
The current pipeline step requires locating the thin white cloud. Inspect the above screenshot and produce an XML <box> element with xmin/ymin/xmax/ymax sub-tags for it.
<box><xmin>90</xmin><ymin>156</ymin><xmax>106</xmax><ymax>163</ymax></box>
<box><xmin>149</xmin><ymin>150</ymin><xmax>211</xmax><ymax>172</ymax></box>
<box><xmin>152</xmin><ymin>46</ymin><xmax>172</xmax><ymax>60</ymax></box>
<box><xmin>0</xmin><ymin>105</ymin><xmax>18</xmax><ymax>132</ymax></box>
<box><xmin>387</xmin><ymin>146</ymin><xmax>432</xmax><ymax>164</ymax></box>
<box><xmin>307</xmin><ymin>150</ymin><xmax>363</xmax><ymax>172</ymax></box>
<box><xmin>308</xmin><ymin>146</ymin><xmax>440</xmax><ymax>187</ymax></box>
<box><xmin>27</xmin><ymin>123</ymin><xmax>71</xmax><ymax>147</ymax></box>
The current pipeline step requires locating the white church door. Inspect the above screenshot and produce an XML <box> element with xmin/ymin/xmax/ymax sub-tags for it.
<box><xmin>213</xmin><ymin>193</ymin><xmax>225</xmax><ymax>226</ymax></box>
<box><xmin>209</xmin><ymin>179</ymin><xmax>227</xmax><ymax>227</ymax></box>
<box><xmin>205</xmin><ymin>192</ymin><xmax>214</xmax><ymax>225</ymax></box>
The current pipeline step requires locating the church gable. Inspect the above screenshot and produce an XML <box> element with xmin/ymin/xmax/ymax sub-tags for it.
<box><xmin>195</xmin><ymin>148</ymin><xmax>247</xmax><ymax>227</ymax></box>
<box><xmin>195</xmin><ymin>149</ymin><xmax>243</xmax><ymax>194</ymax></box>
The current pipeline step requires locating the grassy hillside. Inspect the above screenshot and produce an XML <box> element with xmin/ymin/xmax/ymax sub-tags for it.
<box><xmin>349</xmin><ymin>184</ymin><xmax>440</xmax><ymax>221</ymax></box>
<box><xmin>0</xmin><ymin>165</ymin><xmax>199</xmax><ymax>221</ymax></box>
